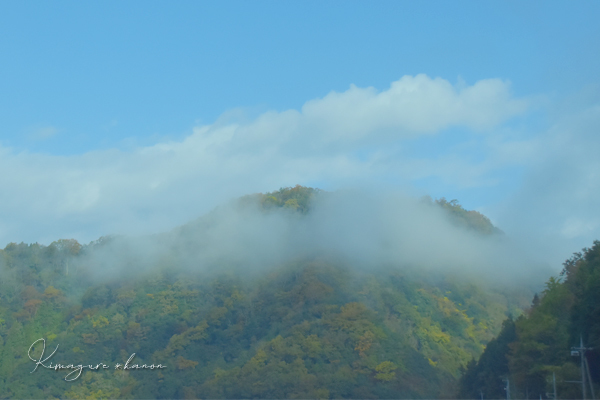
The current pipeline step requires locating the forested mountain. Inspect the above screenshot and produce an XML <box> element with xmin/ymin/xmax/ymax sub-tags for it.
<box><xmin>458</xmin><ymin>241</ymin><xmax>600</xmax><ymax>399</ymax></box>
<box><xmin>0</xmin><ymin>186</ymin><xmax>535</xmax><ymax>399</ymax></box>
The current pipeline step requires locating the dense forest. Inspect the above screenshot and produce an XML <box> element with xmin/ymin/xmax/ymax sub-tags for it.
<box><xmin>458</xmin><ymin>241</ymin><xmax>600</xmax><ymax>399</ymax></box>
<box><xmin>0</xmin><ymin>186</ymin><xmax>554</xmax><ymax>399</ymax></box>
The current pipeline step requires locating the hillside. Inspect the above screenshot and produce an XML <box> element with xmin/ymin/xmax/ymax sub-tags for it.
<box><xmin>0</xmin><ymin>186</ymin><xmax>534</xmax><ymax>399</ymax></box>
<box><xmin>458</xmin><ymin>241</ymin><xmax>600</xmax><ymax>399</ymax></box>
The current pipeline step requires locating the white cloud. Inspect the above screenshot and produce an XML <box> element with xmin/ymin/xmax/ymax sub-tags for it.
<box><xmin>301</xmin><ymin>75</ymin><xmax>528</xmax><ymax>141</ymax></box>
<box><xmin>0</xmin><ymin>75</ymin><xmax>531</xmax><ymax>246</ymax></box>
<box><xmin>28</xmin><ymin>126</ymin><xmax>59</xmax><ymax>140</ymax></box>
<box><xmin>561</xmin><ymin>217</ymin><xmax>599</xmax><ymax>239</ymax></box>
<box><xmin>494</xmin><ymin>100</ymin><xmax>600</xmax><ymax>265</ymax></box>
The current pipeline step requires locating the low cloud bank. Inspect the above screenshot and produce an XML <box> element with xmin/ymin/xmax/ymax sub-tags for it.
<box><xmin>79</xmin><ymin>189</ymin><xmax>549</xmax><ymax>288</ymax></box>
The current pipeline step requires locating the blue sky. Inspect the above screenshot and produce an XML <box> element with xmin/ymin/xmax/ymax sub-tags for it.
<box><xmin>1</xmin><ymin>1</ymin><xmax>599</xmax><ymax>268</ymax></box>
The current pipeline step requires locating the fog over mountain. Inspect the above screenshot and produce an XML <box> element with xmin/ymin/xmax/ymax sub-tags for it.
<box><xmin>0</xmin><ymin>186</ymin><xmax>549</xmax><ymax>399</ymax></box>
<box><xmin>75</xmin><ymin>188</ymin><xmax>548</xmax><ymax>289</ymax></box>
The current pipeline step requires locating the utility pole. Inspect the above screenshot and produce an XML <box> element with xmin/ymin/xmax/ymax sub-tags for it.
<box><xmin>553</xmin><ymin>371</ymin><xmax>557</xmax><ymax>400</ymax></box>
<box><xmin>582</xmin><ymin>337</ymin><xmax>587</xmax><ymax>400</ymax></box>
<box><xmin>585</xmin><ymin>356</ymin><xmax>596</xmax><ymax>400</ymax></box>
<box><xmin>571</xmin><ymin>335</ymin><xmax>594</xmax><ymax>400</ymax></box>
<box><xmin>504</xmin><ymin>378</ymin><xmax>511</xmax><ymax>400</ymax></box>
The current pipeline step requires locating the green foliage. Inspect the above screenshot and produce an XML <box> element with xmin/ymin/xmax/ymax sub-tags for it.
<box><xmin>375</xmin><ymin>361</ymin><xmax>398</xmax><ymax>381</ymax></box>
<box><xmin>0</xmin><ymin>188</ymin><xmax>532</xmax><ymax>399</ymax></box>
<box><xmin>257</xmin><ymin>185</ymin><xmax>320</xmax><ymax>213</ymax></box>
<box><xmin>434</xmin><ymin>197</ymin><xmax>502</xmax><ymax>235</ymax></box>
<box><xmin>0</xmin><ymin>248</ymin><xmax>518</xmax><ymax>398</ymax></box>
<box><xmin>458</xmin><ymin>241</ymin><xmax>600</xmax><ymax>399</ymax></box>
<box><xmin>457</xmin><ymin>318</ymin><xmax>516</xmax><ymax>398</ymax></box>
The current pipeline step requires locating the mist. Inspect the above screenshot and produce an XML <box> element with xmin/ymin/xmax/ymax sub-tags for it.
<box><xmin>74</xmin><ymin>188</ymin><xmax>550</xmax><ymax>290</ymax></box>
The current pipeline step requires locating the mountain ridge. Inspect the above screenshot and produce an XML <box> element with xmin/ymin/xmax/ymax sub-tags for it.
<box><xmin>0</xmin><ymin>186</ymin><xmax>536</xmax><ymax>399</ymax></box>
